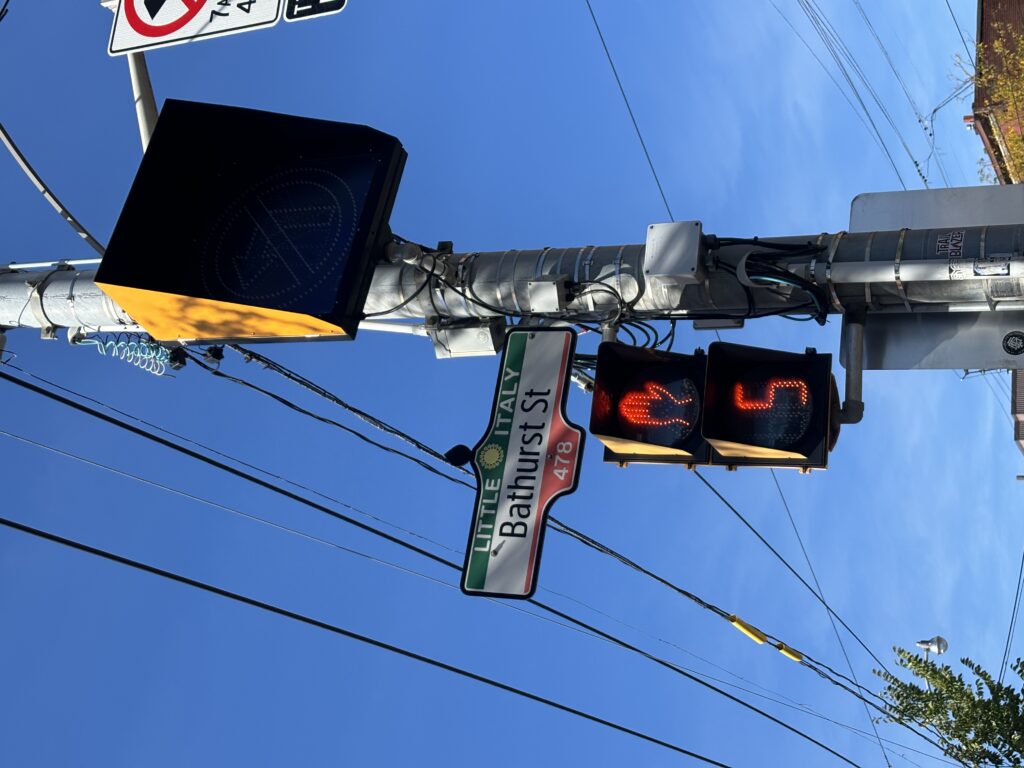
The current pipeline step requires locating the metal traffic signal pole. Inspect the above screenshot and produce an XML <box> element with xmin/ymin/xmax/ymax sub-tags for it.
<box><xmin>3</xmin><ymin>220</ymin><xmax>1023</xmax><ymax>423</ymax></box>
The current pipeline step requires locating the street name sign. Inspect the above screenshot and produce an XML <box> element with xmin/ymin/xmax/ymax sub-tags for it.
<box><xmin>462</xmin><ymin>328</ymin><xmax>585</xmax><ymax>599</ymax></box>
<box><xmin>108</xmin><ymin>0</ymin><xmax>347</xmax><ymax>55</ymax></box>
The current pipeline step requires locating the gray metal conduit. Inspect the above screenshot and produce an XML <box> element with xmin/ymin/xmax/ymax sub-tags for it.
<box><xmin>0</xmin><ymin>269</ymin><xmax>139</xmax><ymax>332</ymax></box>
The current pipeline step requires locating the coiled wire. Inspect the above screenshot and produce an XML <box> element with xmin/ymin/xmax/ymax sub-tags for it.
<box><xmin>75</xmin><ymin>333</ymin><xmax>171</xmax><ymax>376</ymax></box>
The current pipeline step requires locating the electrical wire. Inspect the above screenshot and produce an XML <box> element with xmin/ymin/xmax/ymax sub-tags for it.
<box><xmin>6</xmin><ymin>421</ymin><xmax>938</xmax><ymax>763</ymax></box>
<box><xmin>791</xmin><ymin>0</ymin><xmax>917</xmax><ymax>189</ymax></box>
<box><xmin>0</xmin><ymin>514</ymin><xmax>733</xmax><ymax>767</ymax></box>
<box><xmin>227</xmin><ymin>345</ymin><xmax>459</xmax><ymax>470</ymax></box>
<box><xmin>944</xmin><ymin>0</ymin><xmax>975</xmax><ymax>68</ymax></box>
<box><xmin>0</xmin><ymin>356</ymin><xmax>945</xmax><ymax>753</ymax></box>
<box><xmin>0</xmin><ymin>362</ymin><xmax>900</xmax><ymax>751</ymax></box>
<box><xmin>771</xmin><ymin>469</ymin><xmax>892</xmax><ymax>768</ymax></box>
<box><xmin>0</xmin><ymin>360</ymin><xmax>457</xmax><ymax>555</ymax></box>
<box><xmin>799</xmin><ymin>0</ymin><xmax>928</xmax><ymax>187</ymax></box>
<box><xmin>584</xmin><ymin>0</ymin><xmax>674</xmax><ymax>221</ymax></box>
<box><xmin>0</xmin><ymin>365</ymin><xmax>869</xmax><ymax>764</ymax></box>
<box><xmin>0</xmin><ymin>427</ymin><xmax>602</xmax><ymax>643</ymax></box>
<box><xmin>998</xmin><ymin>543</ymin><xmax>1024</xmax><ymax>684</ymax></box>
<box><xmin>0</xmin><ymin>119</ymin><xmax>105</xmax><ymax>255</ymax></box>
<box><xmin>184</xmin><ymin>351</ymin><xmax>473</xmax><ymax>490</ymax></box>
<box><xmin>189</xmin><ymin>349</ymin><xmax>927</xmax><ymax>728</ymax></box>
<box><xmin>693</xmin><ymin>468</ymin><xmax>894</xmax><ymax>678</ymax></box>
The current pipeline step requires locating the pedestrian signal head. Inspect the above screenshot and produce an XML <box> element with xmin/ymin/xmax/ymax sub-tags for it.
<box><xmin>590</xmin><ymin>342</ymin><xmax>709</xmax><ymax>462</ymax></box>
<box><xmin>702</xmin><ymin>342</ymin><xmax>836</xmax><ymax>469</ymax></box>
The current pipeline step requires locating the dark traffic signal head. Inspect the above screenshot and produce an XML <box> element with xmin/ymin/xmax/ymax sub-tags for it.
<box><xmin>97</xmin><ymin>100</ymin><xmax>406</xmax><ymax>343</ymax></box>
<box><xmin>702</xmin><ymin>342</ymin><xmax>837</xmax><ymax>469</ymax></box>
<box><xmin>590</xmin><ymin>342</ymin><xmax>710</xmax><ymax>463</ymax></box>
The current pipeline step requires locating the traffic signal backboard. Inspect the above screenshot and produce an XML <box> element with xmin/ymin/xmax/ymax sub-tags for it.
<box><xmin>96</xmin><ymin>100</ymin><xmax>406</xmax><ymax>343</ymax></box>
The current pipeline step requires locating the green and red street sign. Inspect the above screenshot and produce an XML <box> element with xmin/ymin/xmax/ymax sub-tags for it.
<box><xmin>462</xmin><ymin>328</ymin><xmax>585</xmax><ymax>599</ymax></box>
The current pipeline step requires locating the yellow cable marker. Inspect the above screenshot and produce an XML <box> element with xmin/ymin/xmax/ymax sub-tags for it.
<box><xmin>728</xmin><ymin>615</ymin><xmax>767</xmax><ymax>644</ymax></box>
<box><xmin>776</xmin><ymin>642</ymin><xmax>803</xmax><ymax>662</ymax></box>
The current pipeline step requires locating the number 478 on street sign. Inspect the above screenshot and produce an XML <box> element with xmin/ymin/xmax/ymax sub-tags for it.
<box><xmin>108</xmin><ymin>0</ymin><xmax>347</xmax><ymax>56</ymax></box>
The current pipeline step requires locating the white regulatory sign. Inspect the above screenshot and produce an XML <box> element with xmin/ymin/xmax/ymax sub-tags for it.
<box><xmin>109</xmin><ymin>0</ymin><xmax>282</xmax><ymax>56</ymax></box>
<box><xmin>461</xmin><ymin>328</ymin><xmax>585</xmax><ymax>599</ymax></box>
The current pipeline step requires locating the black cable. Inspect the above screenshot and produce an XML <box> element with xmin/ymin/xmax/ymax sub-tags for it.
<box><xmin>771</xmin><ymin>469</ymin><xmax>892</xmax><ymax>768</ymax></box>
<box><xmin>436</xmin><ymin>272</ymin><xmax>522</xmax><ymax>319</ymax></box>
<box><xmin>206</xmin><ymin>348</ymin><xmax>897</xmax><ymax>711</ymax></box>
<box><xmin>547</xmin><ymin>520</ymin><xmax>730</xmax><ymax>618</ymax></box>
<box><xmin>5</xmin><ymin>404</ymin><xmax>914</xmax><ymax>759</ymax></box>
<box><xmin>998</xmin><ymin>544</ymin><xmax>1024</xmax><ymax>684</ymax></box>
<box><xmin>584</xmin><ymin>0</ymin><xmax>674</xmax><ymax>222</ymax></box>
<box><xmin>228</xmin><ymin>345</ymin><xmax>461</xmax><ymax>470</ymax></box>
<box><xmin>0</xmin><ymin>515</ymin><xmax>732</xmax><ymax>767</ymax></box>
<box><xmin>943</xmin><ymin>0</ymin><xmax>975</xmax><ymax>68</ymax></box>
<box><xmin>0</xmin><ymin>366</ymin><xmax>865</xmax><ymax>765</ymax></box>
<box><xmin>184</xmin><ymin>352</ymin><xmax>473</xmax><ymax>491</ymax></box>
<box><xmin>0</xmin><ymin>119</ymin><xmax>107</xmax><ymax>255</ymax></box>
<box><xmin>693</xmin><ymin>469</ymin><xmax>894</xmax><ymax>678</ymax></box>
<box><xmin>2</xmin><ymin>358</ymin><xmax>934</xmax><ymax>752</ymax></box>
<box><xmin>792</xmin><ymin>0</ymin><xmax>910</xmax><ymax>189</ymax></box>
<box><xmin>0</xmin><ymin>361</ymin><xmax>457</xmax><ymax>555</ymax></box>
<box><xmin>362</xmin><ymin>269</ymin><xmax>432</xmax><ymax>317</ymax></box>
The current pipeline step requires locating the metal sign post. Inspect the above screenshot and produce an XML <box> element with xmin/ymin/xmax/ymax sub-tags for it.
<box><xmin>462</xmin><ymin>329</ymin><xmax>585</xmax><ymax>599</ymax></box>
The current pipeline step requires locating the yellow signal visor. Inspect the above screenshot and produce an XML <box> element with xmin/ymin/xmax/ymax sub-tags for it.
<box><xmin>97</xmin><ymin>284</ymin><xmax>348</xmax><ymax>343</ymax></box>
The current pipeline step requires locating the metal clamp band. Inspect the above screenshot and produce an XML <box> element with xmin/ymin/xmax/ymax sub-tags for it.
<box><xmin>894</xmin><ymin>228</ymin><xmax>911</xmax><ymax>311</ymax></box>
<box><xmin>26</xmin><ymin>266</ymin><xmax>73</xmax><ymax>339</ymax></box>
<box><xmin>808</xmin><ymin>232</ymin><xmax>828</xmax><ymax>286</ymax></box>
<box><xmin>825</xmin><ymin>230</ymin><xmax>846</xmax><ymax>312</ymax></box>
<box><xmin>508</xmin><ymin>250</ymin><xmax>524</xmax><ymax>315</ymax></box>
<box><xmin>863</xmin><ymin>231</ymin><xmax>876</xmax><ymax>309</ymax></box>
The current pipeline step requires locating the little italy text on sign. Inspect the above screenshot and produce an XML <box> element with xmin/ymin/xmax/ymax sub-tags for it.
<box><xmin>462</xmin><ymin>329</ymin><xmax>584</xmax><ymax>599</ymax></box>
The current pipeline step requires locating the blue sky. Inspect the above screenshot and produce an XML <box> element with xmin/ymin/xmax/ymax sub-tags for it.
<box><xmin>0</xmin><ymin>1</ymin><xmax>1018</xmax><ymax>765</ymax></box>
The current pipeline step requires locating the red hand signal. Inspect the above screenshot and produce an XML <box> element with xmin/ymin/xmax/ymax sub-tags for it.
<box><xmin>734</xmin><ymin>378</ymin><xmax>809</xmax><ymax>411</ymax></box>
<box><xmin>619</xmin><ymin>382</ymin><xmax>694</xmax><ymax>427</ymax></box>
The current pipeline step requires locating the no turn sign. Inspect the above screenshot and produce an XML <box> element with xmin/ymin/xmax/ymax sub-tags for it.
<box><xmin>109</xmin><ymin>0</ymin><xmax>282</xmax><ymax>55</ymax></box>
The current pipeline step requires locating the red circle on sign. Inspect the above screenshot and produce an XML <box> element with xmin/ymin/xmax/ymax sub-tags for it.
<box><xmin>124</xmin><ymin>0</ymin><xmax>207</xmax><ymax>37</ymax></box>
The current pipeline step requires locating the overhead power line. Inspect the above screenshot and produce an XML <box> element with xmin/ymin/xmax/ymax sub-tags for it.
<box><xmin>999</xmin><ymin>543</ymin><xmax>1024</xmax><ymax>684</ymax></box>
<box><xmin>694</xmin><ymin>469</ymin><xmax>893</xmax><ymax>678</ymax></box>
<box><xmin>200</xmin><ymin>350</ymin><xmax>884</xmax><ymax>684</ymax></box>
<box><xmin>0</xmin><ymin>422</ymin><xmax>881</xmax><ymax>729</ymax></box>
<box><xmin>943</xmin><ymin>0</ymin><xmax>975</xmax><ymax>68</ymax></box>
<box><xmin>189</xmin><ymin>349</ymin><xmax>907</xmax><ymax>721</ymax></box>
<box><xmin>584</xmin><ymin>0</ymin><xmax>674</xmax><ymax>221</ymax></box>
<box><xmin>771</xmin><ymin>469</ymin><xmax>892</xmax><ymax>768</ymax></box>
<box><xmin>0</xmin><ymin>361</ymin><xmax>460</xmax><ymax>556</ymax></box>
<box><xmin>0</xmin><ymin>514</ymin><xmax>732</xmax><ymax>767</ymax></box>
<box><xmin>0</xmin><ymin>365</ymin><xmax>869</xmax><ymax>764</ymax></box>
<box><xmin>230</xmin><ymin>344</ymin><xmax>457</xmax><ymax>469</ymax></box>
<box><xmin>185</xmin><ymin>351</ymin><xmax>473</xmax><ymax>490</ymax></box>
<box><xmin>789</xmin><ymin>0</ymin><xmax>935</xmax><ymax>189</ymax></box>
<box><xmin>0</xmin><ymin>119</ymin><xmax>105</xmax><ymax>255</ymax></box>
<box><xmin>3</xmin><ymin>361</ymin><xmax>885</xmax><ymax>718</ymax></box>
